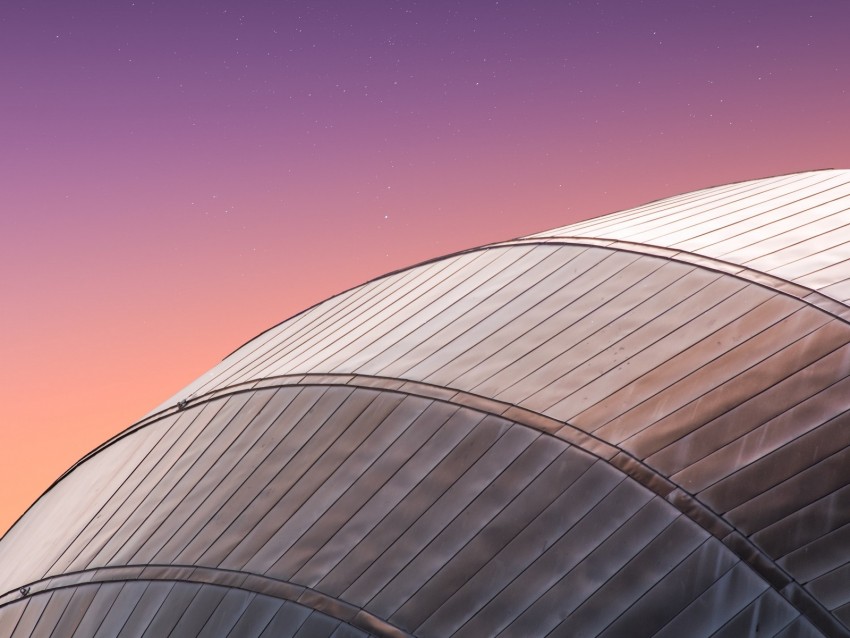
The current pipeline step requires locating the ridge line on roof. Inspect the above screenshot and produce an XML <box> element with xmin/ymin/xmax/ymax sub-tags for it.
<box><xmin>488</xmin><ymin>237</ymin><xmax>850</xmax><ymax>322</ymax></box>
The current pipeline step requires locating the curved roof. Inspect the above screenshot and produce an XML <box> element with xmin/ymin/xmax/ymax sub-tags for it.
<box><xmin>1</xmin><ymin>170</ymin><xmax>849</xmax><ymax>637</ymax></box>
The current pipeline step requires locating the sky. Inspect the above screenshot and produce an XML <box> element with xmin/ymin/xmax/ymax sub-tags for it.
<box><xmin>1</xmin><ymin>0</ymin><xmax>849</xmax><ymax>536</ymax></box>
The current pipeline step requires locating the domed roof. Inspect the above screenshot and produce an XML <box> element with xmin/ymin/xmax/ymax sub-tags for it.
<box><xmin>1</xmin><ymin>170</ymin><xmax>849</xmax><ymax>637</ymax></box>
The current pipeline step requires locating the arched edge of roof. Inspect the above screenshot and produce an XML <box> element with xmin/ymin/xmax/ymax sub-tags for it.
<box><xmin>211</xmin><ymin>170</ymin><xmax>837</xmax><ymax>361</ymax></box>
<box><xmin>14</xmin><ymin>374</ymin><xmax>848</xmax><ymax>637</ymax></box>
<box><xmin>194</xmin><ymin>233</ymin><xmax>849</xmax><ymax>409</ymax></box>
<box><xmin>159</xmin><ymin>236</ymin><xmax>850</xmax><ymax>421</ymax></box>
<box><xmin>0</xmin><ymin>564</ymin><xmax>412</xmax><ymax>638</ymax></box>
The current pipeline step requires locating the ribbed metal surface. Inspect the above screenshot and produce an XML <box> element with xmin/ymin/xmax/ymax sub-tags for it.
<box><xmin>1</xmin><ymin>170</ymin><xmax>848</xmax><ymax>636</ymax></box>
<box><xmin>528</xmin><ymin>169</ymin><xmax>850</xmax><ymax>304</ymax></box>
<box><xmin>0</xmin><ymin>579</ymin><xmax>374</xmax><ymax>637</ymax></box>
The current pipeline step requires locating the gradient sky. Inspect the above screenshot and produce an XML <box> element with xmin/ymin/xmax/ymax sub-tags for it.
<box><xmin>1</xmin><ymin>0</ymin><xmax>849</xmax><ymax>536</ymax></box>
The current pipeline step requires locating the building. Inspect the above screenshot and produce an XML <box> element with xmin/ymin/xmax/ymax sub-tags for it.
<box><xmin>1</xmin><ymin>169</ymin><xmax>849</xmax><ymax>636</ymax></box>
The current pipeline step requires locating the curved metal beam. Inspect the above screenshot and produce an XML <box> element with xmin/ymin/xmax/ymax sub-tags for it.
<box><xmin>0</xmin><ymin>564</ymin><xmax>413</xmax><ymax>638</ymax></box>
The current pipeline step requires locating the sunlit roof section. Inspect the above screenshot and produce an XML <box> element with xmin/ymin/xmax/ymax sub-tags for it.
<box><xmin>526</xmin><ymin>169</ymin><xmax>850</xmax><ymax>304</ymax></box>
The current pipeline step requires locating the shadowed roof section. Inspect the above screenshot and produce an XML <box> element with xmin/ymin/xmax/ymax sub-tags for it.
<box><xmin>1</xmin><ymin>170</ymin><xmax>849</xmax><ymax>637</ymax></box>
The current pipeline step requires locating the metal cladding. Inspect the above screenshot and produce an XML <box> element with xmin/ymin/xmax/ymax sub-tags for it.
<box><xmin>2</xmin><ymin>170</ymin><xmax>850</xmax><ymax>637</ymax></box>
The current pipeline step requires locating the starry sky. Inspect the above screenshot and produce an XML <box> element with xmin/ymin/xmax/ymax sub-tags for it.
<box><xmin>1</xmin><ymin>0</ymin><xmax>849</xmax><ymax>535</ymax></box>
